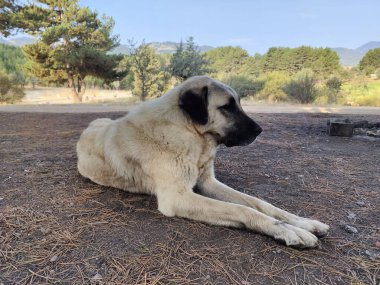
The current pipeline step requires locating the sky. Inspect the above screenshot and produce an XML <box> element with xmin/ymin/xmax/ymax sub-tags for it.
<box><xmin>78</xmin><ymin>0</ymin><xmax>377</xmax><ymax>54</ymax></box>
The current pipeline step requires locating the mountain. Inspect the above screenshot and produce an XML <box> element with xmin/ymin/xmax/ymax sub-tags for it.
<box><xmin>110</xmin><ymin>41</ymin><xmax>214</xmax><ymax>55</ymax></box>
<box><xmin>332</xmin><ymin>41</ymin><xmax>380</xmax><ymax>66</ymax></box>
<box><xmin>0</xmin><ymin>36</ymin><xmax>36</xmax><ymax>46</ymax></box>
<box><xmin>0</xmin><ymin>37</ymin><xmax>214</xmax><ymax>55</ymax></box>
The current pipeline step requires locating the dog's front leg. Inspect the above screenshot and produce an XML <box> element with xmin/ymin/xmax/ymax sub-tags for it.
<box><xmin>197</xmin><ymin>175</ymin><xmax>329</xmax><ymax>237</ymax></box>
<box><xmin>156</xmin><ymin>188</ymin><xmax>319</xmax><ymax>248</ymax></box>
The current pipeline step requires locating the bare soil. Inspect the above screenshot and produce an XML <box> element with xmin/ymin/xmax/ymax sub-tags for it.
<box><xmin>0</xmin><ymin>111</ymin><xmax>379</xmax><ymax>285</ymax></box>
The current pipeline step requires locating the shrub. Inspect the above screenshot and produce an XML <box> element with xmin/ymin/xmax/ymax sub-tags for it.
<box><xmin>256</xmin><ymin>71</ymin><xmax>290</xmax><ymax>102</ymax></box>
<box><xmin>283</xmin><ymin>69</ymin><xmax>317</xmax><ymax>103</ymax></box>
<box><xmin>223</xmin><ymin>75</ymin><xmax>264</xmax><ymax>98</ymax></box>
<box><xmin>0</xmin><ymin>72</ymin><xmax>25</xmax><ymax>103</ymax></box>
<box><xmin>325</xmin><ymin>76</ymin><xmax>342</xmax><ymax>103</ymax></box>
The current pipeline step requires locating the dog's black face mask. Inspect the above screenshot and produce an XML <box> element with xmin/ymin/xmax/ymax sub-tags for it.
<box><xmin>178</xmin><ymin>83</ymin><xmax>262</xmax><ymax>147</ymax></box>
<box><xmin>217</xmin><ymin>97</ymin><xmax>262</xmax><ymax>147</ymax></box>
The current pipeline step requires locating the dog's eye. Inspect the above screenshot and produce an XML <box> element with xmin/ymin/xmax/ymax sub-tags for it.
<box><xmin>218</xmin><ymin>98</ymin><xmax>236</xmax><ymax>111</ymax></box>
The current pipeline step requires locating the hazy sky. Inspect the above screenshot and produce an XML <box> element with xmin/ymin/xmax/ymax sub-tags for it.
<box><xmin>80</xmin><ymin>0</ymin><xmax>379</xmax><ymax>54</ymax></box>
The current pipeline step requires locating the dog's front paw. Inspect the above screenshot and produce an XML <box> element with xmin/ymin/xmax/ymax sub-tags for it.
<box><xmin>294</xmin><ymin>218</ymin><xmax>330</xmax><ymax>237</ymax></box>
<box><xmin>273</xmin><ymin>223</ymin><xmax>319</xmax><ymax>248</ymax></box>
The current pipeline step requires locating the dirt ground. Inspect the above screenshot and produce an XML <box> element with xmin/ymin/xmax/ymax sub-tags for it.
<box><xmin>0</xmin><ymin>111</ymin><xmax>379</xmax><ymax>285</ymax></box>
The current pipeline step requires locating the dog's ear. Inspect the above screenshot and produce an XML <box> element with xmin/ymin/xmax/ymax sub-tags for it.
<box><xmin>179</xmin><ymin>86</ymin><xmax>209</xmax><ymax>125</ymax></box>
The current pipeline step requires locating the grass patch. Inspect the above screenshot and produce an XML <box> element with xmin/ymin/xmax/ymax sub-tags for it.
<box><xmin>341</xmin><ymin>80</ymin><xmax>380</xmax><ymax>106</ymax></box>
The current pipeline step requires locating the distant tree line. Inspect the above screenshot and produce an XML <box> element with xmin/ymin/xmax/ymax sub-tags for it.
<box><xmin>1</xmin><ymin>0</ymin><xmax>379</xmax><ymax>104</ymax></box>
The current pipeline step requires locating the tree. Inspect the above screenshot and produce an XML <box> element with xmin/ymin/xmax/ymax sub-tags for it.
<box><xmin>0</xmin><ymin>0</ymin><xmax>21</xmax><ymax>36</ymax></box>
<box><xmin>0</xmin><ymin>44</ymin><xmax>26</xmax><ymax>74</ymax></box>
<box><xmin>17</xmin><ymin>0</ymin><xmax>126</xmax><ymax>101</ymax></box>
<box><xmin>205</xmin><ymin>46</ymin><xmax>249</xmax><ymax>78</ymax></box>
<box><xmin>128</xmin><ymin>42</ymin><xmax>169</xmax><ymax>101</ymax></box>
<box><xmin>239</xmin><ymin>53</ymin><xmax>263</xmax><ymax>77</ymax></box>
<box><xmin>359</xmin><ymin>48</ymin><xmax>380</xmax><ymax>75</ymax></box>
<box><xmin>261</xmin><ymin>46</ymin><xmax>340</xmax><ymax>77</ymax></box>
<box><xmin>169</xmin><ymin>37</ymin><xmax>210</xmax><ymax>81</ymax></box>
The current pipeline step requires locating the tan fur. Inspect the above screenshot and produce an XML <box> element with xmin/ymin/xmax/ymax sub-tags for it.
<box><xmin>77</xmin><ymin>76</ymin><xmax>329</xmax><ymax>248</ymax></box>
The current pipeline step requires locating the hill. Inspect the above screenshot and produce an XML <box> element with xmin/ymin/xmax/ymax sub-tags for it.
<box><xmin>0</xmin><ymin>37</ymin><xmax>214</xmax><ymax>55</ymax></box>
<box><xmin>111</xmin><ymin>41</ymin><xmax>214</xmax><ymax>55</ymax></box>
<box><xmin>332</xmin><ymin>41</ymin><xmax>380</xmax><ymax>66</ymax></box>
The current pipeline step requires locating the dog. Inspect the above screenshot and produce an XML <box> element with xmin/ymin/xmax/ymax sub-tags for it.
<box><xmin>77</xmin><ymin>76</ymin><xmax>329</xmax><ymax>248</ymax></box>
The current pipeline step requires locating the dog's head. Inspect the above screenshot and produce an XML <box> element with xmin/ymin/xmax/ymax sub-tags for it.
<box><xmin>178</xmin><ymin>76</ymin><xmax>262</xmax><ymax>147</ymax></box>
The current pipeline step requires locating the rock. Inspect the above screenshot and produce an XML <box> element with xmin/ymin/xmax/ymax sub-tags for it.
<box><xmin>347</xmin><ymin>212</ymin><xmax>357</xmax><ymax>220</ymax></box>
<box><xmin>50</xmin><ymin>255</ymin><xmax>58</xmax><ymax>262</ymax></box>
<box><xmin>365</xmin><ymin>250</ymin><xmax>378</xmax><ymax>260</ymax></box>
<box><xmin>40</xmin><ymin>227</ymin><xmax>51</xmax><ymax>235</ymax></box>
<box><xmin>342</xmin><ymin>225</ymin><xmax>358</xmax><ymax>234</ymax></box>
<box><xmin>356</xmin><ymin>201</ymin><xmax>366</xmax><ymax>207</ymax></box>
<box><xmin>367</xmin><ymin>130</ymin><xmax>380</xmax><ymax>138</ymax></box>
<box><xmin>91</xmin><ymin>273</ymin><xmax>103</xmax><ymax>281</ymax></box>
<box><xmin>327</xmin><ymin>118</ymin><xmax>354</xmax><ymax>137</ymax></box>
<box><xmin>376</xmin><ymin>241</ymin><xmax>380</xmax><ymax>248</ymax></box>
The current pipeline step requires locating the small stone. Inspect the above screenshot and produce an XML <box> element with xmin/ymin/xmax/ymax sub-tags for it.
<box><xmin>347</xmin><ymin>212</ymin><xmax>357</xmax><ymax>220</ymax></box>
<box><xmin>375</xmin><ymin>241</ymin><xmax>380</xmax><ymax>248</ymax></box>
<box><xmin>367</xmin><ymin>130</ymin><xmax>380</xmax><ymax>138</ymax></box>
<box><xmin>91</xmin><ymin>273</ymin><xmax>103</xmax><ymax>280</ymax></box>
<box><xmin>40</xmin><ymin>227</ymin><xmax>51</xmax><ymax>235</ymax></box>
<box><xmin>0</xmin><ymin>197</ymin><xmax>3</xmax><ymax>201</ymax></box>
<box><xmin>343</xmin><ymin>225</ymin><xmax>358</xmax><ymax>234</ymax></box>
<box><xmin>50</xmin><ymin>255</ymin><xmax>58</xmax><ymax>262</ymax></box>
<box><xmin>356</xmin><ymin>201</ymin><xmax>366</xmax><ymax>207</ymax></box>
<box><xmin>365</xmin><ymin>250</ymin><xmax>378</xmax><ymax>260</ymax></box>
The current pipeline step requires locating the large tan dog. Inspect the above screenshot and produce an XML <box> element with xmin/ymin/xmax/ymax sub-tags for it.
<box><xmin>77</xmin><ymin>76</ymin><xmax>329</xmax><ymax>248</ymax></box>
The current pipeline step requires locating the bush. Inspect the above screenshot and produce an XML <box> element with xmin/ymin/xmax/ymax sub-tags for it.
<box><xmin>283</xmin><ymin>69</ymin><xmax>317</xmax><ymax>103</ymax></box>
<box><xmin>223</xmin><ymin>75</ymin><xmax>264</xmax><ymax>98</ymax></box>
<box><xmin>325</xmin><ymin>76</ymin><xmax>342</xmax><ymax>103</ymax></box>
<box><xmin>0</xmin><ymin>72</ymin><xmax>25</xmax><ymax>103</ymax></box>
<box><xmin>256</xmin><ymin>71</ymin><xmax>290</xmax><ymax>102</ymax></box>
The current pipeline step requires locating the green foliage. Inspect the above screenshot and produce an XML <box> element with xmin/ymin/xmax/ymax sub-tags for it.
<box><xmin>324</xmin><ymin>76</ymin><xmax>343</xmax><ymax>103</ymax></box>
<box><xmin>256</xmin><ymin>71</ymin><xmax>290</xmax><ymax>102</ymax></box>
<box><xmin>169</xmin><ymin>37</ymin><xmax>210</xmax><ymax>81</ymax></box>
<box><xmin>239</xmin><ymin>54</ymin><xmax>263</xmax><ymax>77</ymax></box>
<box><xmin>129</xmin><ymin>42</ymin><xmax>169</xmax><ymax>101</ymax></box>
<box><xmin>0</xmin><ymin>0</ymin><xmax>21</xmax><ymax>36</ymax></box>
<box><xmin>0</xmin><ymin>72</ymin><xmax>25</xmax><ymax>103</ymax></box>
<box><xmin>223</xmin><ymin>75</ymin><xmax>264</xmax><ymax>98</ymax></box>
<box><xmin>359</xmin><ymin>48</ymin><xmax>380</xmax><ymax>75</ymax></box>
<box><xmin>206</xmin><ymin>46</ymin><xmax>249</xmax><ymax>78</ymax></box>
<box><xmin>283</xmin><ymin>69</ymin><xmax>317</xmax><ymax>103</ymax></box>
<box><xmin>0</xmin><ymin>44</ymin><xmax>26</xmax><ymax>73</ymax></box>
<box><xmin>341</xmin><ymin>80</ymin><xmax>380</xmax><ymax>106</ymax></box>
<box><xmin>17</xmin><ymin>0</ymin><xmax>126</xmax><ymax>101</ymax></box>
<box><xmin>262</xmin><ymin>46</ymin><xmax>340</xmax><ymax>77</ymax></box>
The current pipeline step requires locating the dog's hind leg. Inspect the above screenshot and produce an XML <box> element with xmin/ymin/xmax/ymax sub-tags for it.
<box><xmin>197</xmin><ymin>177</ymin><xmax>329</xmax><ymax>237</ymax></box>
<box><xmin>156</xmin><ymin>189</ymin><xmax>319</xmax><ymax>248</ymax></box>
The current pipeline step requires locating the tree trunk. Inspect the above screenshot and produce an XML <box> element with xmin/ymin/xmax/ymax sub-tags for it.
<box><xmin>71</xmin><ymin>75</ymin><xmax>86</xmax><ymax>103</ymax></box>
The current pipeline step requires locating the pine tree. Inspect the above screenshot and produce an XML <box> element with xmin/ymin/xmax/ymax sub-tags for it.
<box><xmin>16</xmin><ymin>0</ymin><xmax>126</xmax><ymax>101</ymax></box>
<box><xmin>0</xmin><ymin>0</ymin><xmax>21</xmax><ymax>36</ymax></box>
<box><xmin>129</xmin><ymin>42</ymin><xmax>169</xmax><ymax>101</ymax></box>
<box><xmin>169</xmin><ymin>37</ymin><xmax>210</xmax><ymax>81</ymax></box>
